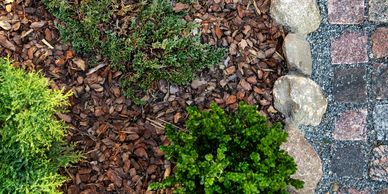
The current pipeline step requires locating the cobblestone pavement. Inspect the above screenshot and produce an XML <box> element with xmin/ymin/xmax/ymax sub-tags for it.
<box><xmin>303</xmin><ymin>0</ymin><xmax>388</xmax><ymax>193</ymax></box>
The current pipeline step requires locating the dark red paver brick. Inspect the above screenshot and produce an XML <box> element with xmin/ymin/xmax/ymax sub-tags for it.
<box><xmin>372</xmin><ymin>28</ymin><xmax>388</xmax><ymax>58</ymax></box>
<box><xmin>333</xmin><ymin>66</ymin><xmax>367</xmax><ymax>103</ymax></box>
<box><xmin>373</xmin><ymin>64</ymin><xmax>388</xmax><ymax>100</ymax></box>
<box><xmin>328</xmin><ymin>0</ymin><xmax>365</xmax><ymax>24</ymax></box>
<box><xmin>331</xmin><ymin>32</ymin><xmax>368</xmax><ymax>64</ymax></box>
<box><xmin>332</xmin><ymin>144</ymin><xmax>366</xmax><ymax>178</ymax></box>
<box><xmin>369</xmin><ymin>0</ymin><xmax>388</xmax><ymax>23</ymax></box>
<box><xmin>333</xmin><ymin>109</ymin><xmax>367</xmax><ymax>140</ymax></box>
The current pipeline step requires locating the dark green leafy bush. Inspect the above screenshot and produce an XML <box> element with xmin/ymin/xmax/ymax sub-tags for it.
<box><xmin>149</xmin><ymin>103</ymin><xmax>303</xmax><ymax>193</ymax></box>
<box><xmin>43</xmin><ymin>0</ymin><xmax>225</xmax><ymax>101</ymax></box>
<box><xmin>0</xmin><ymin>58</ymin><xmax>81</xmax><ymax>193</ymax></box>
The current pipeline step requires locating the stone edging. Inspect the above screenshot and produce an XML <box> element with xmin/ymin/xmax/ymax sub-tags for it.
<box><xmin>269</xmin><ymin>0</ymin><xmax>327</xmax><ymax>193</ymax></box>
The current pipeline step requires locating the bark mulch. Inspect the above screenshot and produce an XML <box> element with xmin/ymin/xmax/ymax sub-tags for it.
<box><xmin>0</xmin><ymin>0</ymin><xmax>287</xmax><ymax>193</ymax></box>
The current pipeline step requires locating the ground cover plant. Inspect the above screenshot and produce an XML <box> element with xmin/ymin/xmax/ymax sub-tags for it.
<box><xmin>0</xmin><ymin>0</ymin><xmax>292</xmax><ymax>192</ymax></box>
<box><xmin>149</xmin><ymin>102</ymin><xmax>304</xmax><ymax>193</ymax></box>
<box><xmin>43</xmin><ymin>0</ymin><xmax>225</xmax><ymax>102</ymax></box>
<box><xmin>0</xmin><ymin>58</ymin><xmax>80</xmax><ymax>193</ymax></box>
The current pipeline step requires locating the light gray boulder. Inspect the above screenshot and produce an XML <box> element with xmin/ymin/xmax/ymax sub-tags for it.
<box><xmin>273</xmin><ymin>75</ymin><xmax>327</xmax><ymax>126</ymax></box>
<box><xmin>270</xmin><ymin>0</ymin><xmax>321</xmax><ymax>34</ymax></box>
<box><xmin>283</xmin><ymin>34</ymin><xmax>313</xmax><ymax>76</ymax></box>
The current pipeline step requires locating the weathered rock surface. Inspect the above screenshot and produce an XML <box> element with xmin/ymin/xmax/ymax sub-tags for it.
<box><xmin>374</xmin><ymin>104</ymin><xmax>388</xmax><ymax>140</ymax></box>
<box><xmin>283</xmin><ymin>34</ymin><xmax>313</xmax><ymax>75</ymax></box>
<box><xmin>370</xmin><ymin>145</ymin><xmax>388</xmax><ymax>182</ymax></box>
<box><xmin>270</xmin><ymin>0</ymin><xmax>321</xmax><ymax>34</ymax></box>
<box><xmin>369</xmin><ymin>0</ymin><xmax>388</xmax><ymax>23</ymax></box>
<box><xmin>273</xmin><ymin>75</ymin><xmax>327</xmax><ymax>126</ymax></box>
<box><xmin>333</xmin><ymin>109</ymin><xmax>368</xmax><ymax>141</ymax></box>
<box><xmin>281</xmin><ymin>125</ymin><xmax>323</xmax><ymax>194</ymax></box>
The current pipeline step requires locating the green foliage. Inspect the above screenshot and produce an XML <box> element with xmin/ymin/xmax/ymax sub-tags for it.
<box><xmin>149</xmin><ymin>102</ymin><xmax>304</xmax><ymax>194</ymax></box>
<box><xmin>0</xmin><ymin>58</ymin><xmax>81</xmax><ymax>193</ymax></box>
<box><xmin>42</xmin><ymin>0</ymin><xmax>225</xmax><ymax>101</ymax></box>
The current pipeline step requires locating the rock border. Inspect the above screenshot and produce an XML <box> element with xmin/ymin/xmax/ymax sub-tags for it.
<box><xmin>269</xmin><ymin>0</ymin><xmax>327</xmax><ymax>193</ymax></box>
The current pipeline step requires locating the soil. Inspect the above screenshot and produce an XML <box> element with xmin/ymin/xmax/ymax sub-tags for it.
<box><xmin>0</xmin><ymin>0</ymin><xmax>287</xmax><ymax>193</ymax></box>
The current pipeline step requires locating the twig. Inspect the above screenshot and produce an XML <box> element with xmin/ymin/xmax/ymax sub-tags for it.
<box><xmin>246</xmin><ymin>0</ymin><xmax>251</xmax><ymax>10</ymax></box>
<box><xmin>275</xmin><ymin>51</ymin><xmax>285</xmax><ymax>60</ymax></box>
<box><xmin>41</xmin><ymin>39</ymin><xmax>54</xmax><ymax>49</ymax></box>
<box><xmin>85</xmin><ymin>148</ymin><xmax>99</xmax><ymax>155</ymax></box>
<box><xmin>21</xmin><ymin>29</ymin><xmax>33</xmax><ymax>39</ymax></box>
<box><xmin>157</xmin><ymin>118</ymin><xmax>183</xmax><ymax>130</ymax></box>
<box><xmin>64</xmin><ymin>168</ymin><xmax>75</xmax><ymax>181</ymax></box>
<box><xmin>86</xmin><ymin>63</ymin><xmax>107</xmax><ymax>75</ymax></box>
<box><xmin>146</xmin><ymin>117</ymin><xmax>165</xmax><ymax>129</ymax></box>
<box><xmin>252</xmin><ymin>0</ymin><xmax>262</xmax><ymax>15</ymax></box>
<box><xmin>146</xmin><ymin>117</ymin><xmax>184</xmax><ymax>130</ymax></box>
<box><xmin>262</xmin><ymin>68</ymin><xmax>275</xmax><ymax>72</ymax></box>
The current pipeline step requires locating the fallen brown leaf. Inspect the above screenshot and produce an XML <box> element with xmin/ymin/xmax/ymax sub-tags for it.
<box><xmin>73</xmin><ymin>58</ymin><xmax>86</xmax><ymax>71</ymax></box>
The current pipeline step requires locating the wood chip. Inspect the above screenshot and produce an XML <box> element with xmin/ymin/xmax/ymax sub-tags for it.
<box><xmin>0</xmin><ymin>35</ymin><xmax>15</xmax><ymax>51</ymax></box>
<box><xmin>239</xmin><ymin>79</ymin><xmax>252</xmax><ymax>91</ymax></box>
<box><xmin>215</xmin><ymin>25</ymin><xmax>223</xmax><ymax>39</ymax></box>
<box><xmin>173</xmin><ymin>3</ymin><xmax>189</xmax><ymax>12</ymax></box>
<box><xmin>0</xmin><ymin>21</ymin><xmax>12</xmax><ymax>30</ymax></box>
<box><xmin>5</xmin><ymin>4</ymin><xmax>12</xmax><ymax>12</ymax></box>
<box><xmin>226</xmin><ymin>95</ymin><xmax>237</xmax><ymax>105</ymax></box>
<box><xmin>30</xmin><ymin>21</ymin><xmax>46</xmax><ymax>28</ymax></box>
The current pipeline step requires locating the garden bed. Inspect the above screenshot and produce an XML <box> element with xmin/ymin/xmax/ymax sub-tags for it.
<box><xmin>0</xmin><ymin>0</ymin><xmax>288</xmax><ymax>193</ymax></box>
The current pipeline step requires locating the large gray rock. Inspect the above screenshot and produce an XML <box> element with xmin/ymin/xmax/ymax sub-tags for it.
<box><xmin>283</xmin><ymin>34</ymin><xmax>312</xmax><ymax>75</ymax></box>
<box><xmin>273</xmin><ymin>75</ymin><xmax>327</xmax><ymax>126</ymax></box>
<box><xmin>281</xmin><ymin>125</ymin><xmax>323</xmax><ymax>194</ymax></box>
<box><xmin>270</xmin><ymin>0</ymin><xmax>321</xmax><ymax>34</ymax></box>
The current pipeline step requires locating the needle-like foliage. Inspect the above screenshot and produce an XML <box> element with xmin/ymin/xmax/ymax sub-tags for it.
<box><xmin>43</xmin><ymin>0</ymin><xmax>225</xmax><ymax>103</ymax></box>
<box><xmin>0</xmin><ymin>58</ymin><xmax>81</xmax><ymax>193</ymax></box>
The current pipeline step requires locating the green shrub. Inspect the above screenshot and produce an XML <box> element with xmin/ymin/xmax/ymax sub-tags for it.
<box><xmin>0</xmin><ymin>58</ymin><xmax>81</xmax><ymax>193</ymax></box>
<box><xmin>43</xmin><ymin>0</ymin><xmax>225</xmax><ymax>102</ymax></box>
<box><xmin>149</xmin><ymin>103</ymin><xmax>303</xmax><ymax>193</ymax></box>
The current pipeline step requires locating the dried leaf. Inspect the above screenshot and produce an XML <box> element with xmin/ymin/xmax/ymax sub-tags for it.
<box><xmin>72</xmin><ymin>58</ymin><xmax>86</xmax><ymax>71</ymax></box>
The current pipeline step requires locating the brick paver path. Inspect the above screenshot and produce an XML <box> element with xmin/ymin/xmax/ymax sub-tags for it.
<box><xmin>307</xmin><ymin>0</ymin><xmax>387</xmax><ymax>193</ymax></box>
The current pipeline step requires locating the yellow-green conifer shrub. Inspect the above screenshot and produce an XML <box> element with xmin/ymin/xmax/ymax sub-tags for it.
<box><xmin>0</xmin><ymin>58</ymin><xmax>81</xmax><ymax>193</ymax></box>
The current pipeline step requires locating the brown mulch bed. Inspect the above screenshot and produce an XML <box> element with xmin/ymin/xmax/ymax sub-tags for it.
<box><xmin>0</xmin><ymin>0</ymin><xmax>286</xmax><ymax>193</ymax></box>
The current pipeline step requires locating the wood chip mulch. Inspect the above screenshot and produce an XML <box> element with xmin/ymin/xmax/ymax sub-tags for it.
<box><xmin>0</xmin><ymin>0</ymin><xmax>287</xmax><ymax>193</ymax></box>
